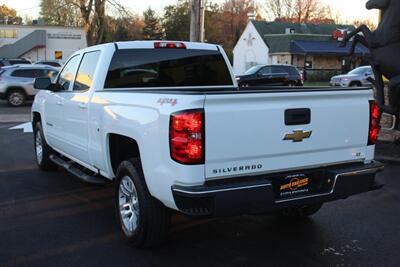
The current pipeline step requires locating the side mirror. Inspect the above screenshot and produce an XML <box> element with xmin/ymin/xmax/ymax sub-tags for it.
<box><xmin>34</xmin><ymin>77</ymin><xmax>53</xmax><ymax>91</ymax></box>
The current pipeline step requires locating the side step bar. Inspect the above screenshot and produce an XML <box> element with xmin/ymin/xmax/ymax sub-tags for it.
<box><xmin>50</xmin><ymin>154</ymin><xmax>107</xmax><ymax>185</ymax></box>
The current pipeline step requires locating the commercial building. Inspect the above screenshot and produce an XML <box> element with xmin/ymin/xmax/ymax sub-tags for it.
<box><xmin>233</xmin><ymin>21</ymin><xmax>369</xmax><ymax>80</ymax></box>
<box><xmin>0</xmin><ymin>25</ymin><xmax>87</xmax><ymax>64</ymax></box>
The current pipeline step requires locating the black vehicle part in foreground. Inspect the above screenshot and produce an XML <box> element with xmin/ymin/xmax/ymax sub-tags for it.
<box><xmin>172</xmin><ymin>161</ymin><xmax>384</xmax><ymax>217</ymax></box>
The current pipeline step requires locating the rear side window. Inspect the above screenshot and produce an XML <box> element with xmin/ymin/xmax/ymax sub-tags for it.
<box><xmin>271</xmin><ymin>66</ymin><xmax>287</xmax><ymax>74</ymax></box>
<box><xmin>104</xmin><ymin>49</ymin><xmax>233</xmax><ymax>88</ymax></box>
<box><xmin>11</xmin><ymin>69</ymin><xmax>47</xmax><ymax>78</ymax></box>
<box><xmin>73</xmin><ymin>51</ymin><xmax>100</xmax><ymax>91</ymax></box>
<box><xmin>284</xmin><ymin>66</ymin><xmax>300</xmax><ymax>76</ymax></box>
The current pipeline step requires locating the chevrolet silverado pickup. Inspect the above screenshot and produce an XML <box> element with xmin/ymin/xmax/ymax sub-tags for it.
<box><xmin>31</xmin><ymin>41</ymin><xmax>384</xmax><ymax>248</ymax></box>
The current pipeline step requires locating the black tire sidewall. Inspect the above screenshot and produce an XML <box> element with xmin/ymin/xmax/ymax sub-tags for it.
<box><xmin>114</xmin><ymin>159</ymin><xmax>171</xmax><ymax>248</ymax></box>
<box><xmin>115</xmin><ymin>160</ymin><xmax>147</xmax><ymax>245</ymax></box>
<box><xmin>34</xmin><ymin>122</ymin><xmax>56</xmax><ymax>170</ymax></box>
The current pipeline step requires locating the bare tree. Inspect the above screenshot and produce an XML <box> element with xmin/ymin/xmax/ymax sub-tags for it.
<box><xmin>60</xmin><ymin>0</ymin><xmax>131</xmax><ymax>45</ymax></box>
<box><xmin>264</xmin><ymin>0</ymin><xmax>335</xmax><ymax>24</ymax></box>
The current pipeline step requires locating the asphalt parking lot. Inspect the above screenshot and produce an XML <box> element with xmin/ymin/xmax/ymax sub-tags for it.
<box><xmin>1</xmin><ymin>104</ymin><xmax>400</xmax><ymax>267</ymax></box>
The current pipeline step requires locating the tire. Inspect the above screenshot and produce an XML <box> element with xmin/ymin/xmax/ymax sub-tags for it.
<box><xmin>7</xmin><ymin>89</ymin><xmax>26</xmax><ymax>107</ymax></box>
<box><xmin>280</xmin><ymin>203</ymin><xmax>323</xmax><ymax>217</ymax></box>
<box><xmin>349</xmin><ymin>81</ymin><xmax>361</xmax><ymax>87</ymax></box>
<box><xmin>115</xmin><ymin>158</ymin><xmax>171</xmax><ymax>248</ymax></box>
<box><xmin>34</xmin><ymin>122</ymin><xmax>58</xmax><ymax>171</ymax></box>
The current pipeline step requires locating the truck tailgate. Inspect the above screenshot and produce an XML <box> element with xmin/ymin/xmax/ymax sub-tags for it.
<box><xmin>204</xmin><ymin>89</ymin><xmax>372</xmax><ymax>179</ymax></box>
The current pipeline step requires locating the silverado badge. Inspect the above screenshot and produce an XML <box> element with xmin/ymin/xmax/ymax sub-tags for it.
<box><xmin>283</xmin><ymin>130</ymin><xmax>312</xmax><ymax>142</ymax></box>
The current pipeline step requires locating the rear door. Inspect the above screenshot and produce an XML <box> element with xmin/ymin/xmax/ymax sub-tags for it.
<box><xmin>204</xmin><ymin>89</ymin><xmax>371</xmax><ymax>180</ymax></box>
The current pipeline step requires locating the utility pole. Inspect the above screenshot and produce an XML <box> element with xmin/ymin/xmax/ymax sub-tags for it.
<box><xmin>190</xmin><ymin>0</ymin><xmax>205</xmax><ymax>42</ymax></box>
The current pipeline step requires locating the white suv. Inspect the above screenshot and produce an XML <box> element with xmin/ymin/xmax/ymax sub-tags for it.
<box><xmin>0</xmin><ymin>65</ymin><xmax>58</xmax><ymax>106</ymax></box>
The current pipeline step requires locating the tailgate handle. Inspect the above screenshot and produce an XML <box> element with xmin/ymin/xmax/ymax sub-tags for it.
<box><xmin>285</xmin><ymin>108</ymin><xmax>311</xmax><ymax>125</ymax></box>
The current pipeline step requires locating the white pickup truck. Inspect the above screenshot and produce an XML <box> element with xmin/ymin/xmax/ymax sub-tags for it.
<box><xmin>32</xmin><ymin>41</ymin><xmax>384</xmax><ymax>248</ymax></box>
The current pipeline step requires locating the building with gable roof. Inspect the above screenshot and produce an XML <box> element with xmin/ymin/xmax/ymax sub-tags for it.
<box><xmin>233</xmin><ymin>21</ymin><xmax>369</xmax><ymax>79</ymax></box>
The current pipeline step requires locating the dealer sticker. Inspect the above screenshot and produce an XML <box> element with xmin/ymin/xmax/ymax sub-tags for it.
<box><xmin>279</xmin><ymin>174</ymin><xmax>310</xmax><ymax>197</ymax></box>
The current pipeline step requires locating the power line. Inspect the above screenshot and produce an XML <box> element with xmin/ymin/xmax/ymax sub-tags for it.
<box><xmin>15</xmin><ymin>5</ymin><xmax>41</xmax><ymax>12</ymax></box>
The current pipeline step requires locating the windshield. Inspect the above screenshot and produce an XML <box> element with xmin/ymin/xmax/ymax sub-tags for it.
<box><xmin>244</xmin><ymin>65</ymin><xmax>263</xmax><ymax>75</ymax></box>
<box><xmin>348</xmin><ymin>67</ymin><xmax>369</xmax><ymax>75</ymax></box>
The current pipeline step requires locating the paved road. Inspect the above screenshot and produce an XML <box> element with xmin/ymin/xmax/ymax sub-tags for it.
<box><xmin>0</xmin><ymin>123</ymin><xmax>399</xmax><ymax>267</ymax></box>
<box><xmin>0</xmin><ymin>100</ymin><xmax>31</xmax><ymax>122</ymax></box>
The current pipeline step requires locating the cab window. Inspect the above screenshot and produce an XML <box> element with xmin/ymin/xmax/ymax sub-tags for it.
<box><xmin>73</xmin><ymin>51</ymin><xmax>100</xmax><ymax>91</ymax></box>
<box><xmin>57</xmin><ymin>55</ymin><xmax>80</xmax><ymax>91</ymax></box>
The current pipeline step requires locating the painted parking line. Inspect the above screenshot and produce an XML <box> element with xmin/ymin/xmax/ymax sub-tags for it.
<box><xmin>8</xmin><ymin>122</ymin><xmax>33</xmax><ymax>133</ymax></box>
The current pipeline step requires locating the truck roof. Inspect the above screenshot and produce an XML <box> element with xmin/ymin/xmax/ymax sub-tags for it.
<box><xmin>114</xmin><ymin>40</ymin><xmax>219</xmax><ymax>51</ymax></box>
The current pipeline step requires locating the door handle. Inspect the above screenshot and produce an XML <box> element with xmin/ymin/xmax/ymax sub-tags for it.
<box><xmin>56</xmin><ymin>100</ymin><xmax>63</xmax><ymax>106</ymax></box>
<box><xmin>78</xmin><ymin>102</ymin><xmax>87</xmax><ymax>109</ymax></box>
<box><xmin>285</xmin><ymin>108</ymin><xmax>311</xmax><ymax>125</ymax></box>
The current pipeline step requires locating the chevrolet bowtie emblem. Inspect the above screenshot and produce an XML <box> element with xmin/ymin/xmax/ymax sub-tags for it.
<box><xmin>283</xmin><ymin>130</ymin><xmax>312</xmax><ymax>142</ymax></box>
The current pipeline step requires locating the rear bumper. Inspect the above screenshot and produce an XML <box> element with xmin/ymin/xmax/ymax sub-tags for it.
<box><xmin>172</xmin><ymin>161</ymin><xmax>384</xmax><ymax>217</ymax></box>
<box><xmin>0</xmin><ymin>92</ymin><xmax>5</xmax><ymax>99</ymax></box>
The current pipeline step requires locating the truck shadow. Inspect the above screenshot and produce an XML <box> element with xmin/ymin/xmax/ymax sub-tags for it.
<box><xmin>0</xmin><ymin>166</ymin><xmax>360</xmax><ymax>267</ymax></box>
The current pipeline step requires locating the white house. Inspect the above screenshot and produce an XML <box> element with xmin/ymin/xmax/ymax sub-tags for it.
<box><xmin>233</xmin><ymin>21</ymin><xmax>270</xmax><ymax>75</ymax></box>
<box><xmin>0</xmin><ymin>25</ymin><xmax>87</xmax><ymax>64</ymax></box>
<box><xmin>233</xmin><ymin>20</ymin><xmax>367</xmax><ymax>76</ymax></box>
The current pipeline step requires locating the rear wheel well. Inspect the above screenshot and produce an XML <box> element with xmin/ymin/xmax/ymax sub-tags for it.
<box><xmin>350</xmin><ymin>81</ymin><xmax>362</xmax><ymax>87</ymax></box>
<box><xmin>6</xmin><ymin>86</ymin><xmax>26</xmax><ymax>96</ymax></box>
<box><xmin>109</xmin><ymin>134</ymin><xmax>141</xmax><ymax>176</ymax></box>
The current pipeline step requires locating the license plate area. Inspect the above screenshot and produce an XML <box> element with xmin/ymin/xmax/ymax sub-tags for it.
<box><xmin>272</xmin><ymin>170</ymin><xmax>333</xmax><ymax>200</ymax></box>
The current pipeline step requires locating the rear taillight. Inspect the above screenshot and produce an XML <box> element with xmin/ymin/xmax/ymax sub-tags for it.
<box><xmin>368</xmin><ymin>101</ymin><xmax>381</xmax><ymax>145</ymax></box>
<box><xmin>170</xmin><ymin>109</ymin><xmax>204</xmax><ymax>164</ymax></box>
<box><xmin>154</xmin><ymin>41</ymin><xmax>186</xmax><ymax>49</ymax></box>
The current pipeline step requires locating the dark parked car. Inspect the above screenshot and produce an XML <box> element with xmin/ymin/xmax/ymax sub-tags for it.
<box><xmin>34</xmin><ymin>60</ymin><xmax>62</xmax><ymax>68</ymax></box>
<box><xmin>0</xmin><ymin>58</ymin><xmax>31</xmax><ymax>67</ymax></box>
<box><xmin>236</xmin><ymin>64</ymin><xmax>303</xmax><ymax>87</ymax></box>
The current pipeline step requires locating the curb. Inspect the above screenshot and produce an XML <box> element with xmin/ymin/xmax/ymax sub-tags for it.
<box><xmin>375</xmin><ymin>156</ymin><xmax>400</xmax><ymax>164</ymax></box>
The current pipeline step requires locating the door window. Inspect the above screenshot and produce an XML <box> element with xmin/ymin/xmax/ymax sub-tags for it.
<box><xmin>271</xmin><ymin>66</ymin><xmax>286</xmax><ymax>74</ymax></box>
<box><xmin>73</xmin><ymin>51</ymin><xmax>101</xmax><ymax>91</ymax></box>
<box><xmin>57</xmin><ymin>55</ymin><xmax>80</xmax><ymax>91</ymax></box>
<box><xmin>259</xmin><ymin>67</ymin><xmax>272</xmax><ymax>75</ymax></box>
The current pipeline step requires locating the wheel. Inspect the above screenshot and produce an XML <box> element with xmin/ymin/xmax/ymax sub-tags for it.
<box><xmin>34</xmin><ymin>122</ymin><xmax>57</xmax><ymax>171</ymax></box>
<box><xmin>280</xmin><ymin>203</ymin><xmax>323</xmax><ymax>217</ymax></box>
<box><xmin>7</xmin><ymin>89</ymin><xmax>26</xmax><ymax>107</ymax></box>
<box><xmin>349</xmin><ymin>82</ymin><xmax>361</xmax><ymax>87</ymax></box>
<box><xmin>115</xmin><ymin>158</ymin><xmax>171</xmax><ymax>248</ymax></box>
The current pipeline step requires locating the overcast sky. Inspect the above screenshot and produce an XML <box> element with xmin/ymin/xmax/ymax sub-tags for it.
<box><xmin>0</xmin><ymin>0</ymin><xmax>378</xmax><ymax>24</ymax></box>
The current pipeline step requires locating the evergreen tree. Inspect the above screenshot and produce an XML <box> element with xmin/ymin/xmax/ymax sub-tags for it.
<box><xmin>143</xmin><ymin>7</ymin><xmax>163</xmax><ymax>40</ymax></box>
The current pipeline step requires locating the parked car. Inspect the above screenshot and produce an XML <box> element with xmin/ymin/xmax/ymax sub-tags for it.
<box><xmin>330</xmin><ymin>66</ymin><xmax>374</xmax><ymax>87</ymax></box>
<box><xmin>0</xmin><ymin>58</ymin><xmax>31</xmax><ymax>67</ymax></box>
<box><xmin>35</xmin><ymin>60</ymin><xmax>62</xmax><ymax>68</ymax></box>
<box><xmin>0</xmin><ymin>65</ymin><xmax>58</xmax><ymax>106</ymax></box>
<box><xmin>32</xmin><ymin>41</ymin><xmax>383</xmax><ymax>248</ymax></box>
<box><xmin>236</xmin><ymin>64</ymin><xmax>303</xmax><ymax>87</ymax></box>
